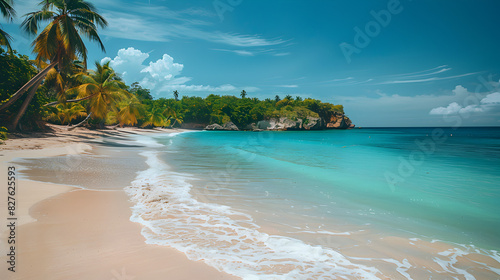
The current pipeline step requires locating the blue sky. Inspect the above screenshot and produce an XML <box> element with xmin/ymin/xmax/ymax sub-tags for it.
<box><xmin>3</xmin><ymin>0</ymin><xmax>500</xmax><ymax>126</ymax></box>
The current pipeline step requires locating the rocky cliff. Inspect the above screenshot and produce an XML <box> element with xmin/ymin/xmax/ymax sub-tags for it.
<box><xmin>204</xmin><ymin>113</ymin><xmax>354</xmax><ymax>131</ymax></box>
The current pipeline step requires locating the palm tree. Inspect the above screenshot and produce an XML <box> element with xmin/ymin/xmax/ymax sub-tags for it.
<box><xmin>117</xmin><ymin>97</ymin><xmax>143</xmax><ymax>127</ymax></box>
<box><xmin>275</xmin><ymin>95</ymin><xmax>281</xmax><ymax>102</ymax></box>
<box><xmin>173</xmin><ymin>90</ymin><xmax>179</xmax><ymax>101</ymax></box>
<box><xmin>47</xmin><ymin>102</ymin><xmax>87</xmax><ymax>125</ymax></box>
<box><xmin>1</xmin><ymin>0</ymin><xmax>107</xmax><ymax>130</ymax></box>
<box><xmin>285</xmin><ymin>94</ymin><xmax>292</xmax><ymax>100</ymax></box>
<box><xmin>0</xmin><ymin>0</ymin><xmax>16</xmax><ymax>52</ymax></box>
<box><xmin>240</xmin><ymin>90</ymin><xmax>247</xmax><ymax>99</ymax></box>
<box><xmin>44</xmin><ymin>60</ymin><xmax>85</xmax><ymax>103</ymax></box>
<box><xmin>167</xmin><ymin>114</ymin><xmax>183</xmax><ymax>128</ymax></box>
<box><xmin>64</xmin><ymin>61</ymin><xmax>128</xmax><ymax>120</ymax></box>
<box><xmin>163</xmin><ymin>106</ymin><xmax>183</xmax><ymax>128</ymax></box>
<box><xmin>141</xmin><ymin>105</ymin><xmax>167</xmax><ymax>127</ymax></box>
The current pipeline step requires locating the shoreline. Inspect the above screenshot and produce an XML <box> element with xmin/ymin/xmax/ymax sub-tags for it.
<box><xmin>0</xmin><ymin>125</ymin><xmax>238</xmax><ymax>280</ymax></box>
<box><xmin>2</xmin><ymin>125</ymin><xmax>500</xmax><ymax>279</ymax></box>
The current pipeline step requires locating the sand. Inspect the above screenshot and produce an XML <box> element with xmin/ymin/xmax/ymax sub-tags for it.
<box><xmin>0</xmin><ymin>125</ymin><xmax>238</xmax><ymax>280</ymax></box>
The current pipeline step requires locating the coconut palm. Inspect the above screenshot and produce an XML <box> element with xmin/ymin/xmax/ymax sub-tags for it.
<box><xmin>117</xmin><ymin>97</ymin><xmax>143</xmax><ymax>127</ymax></box>
<box><xmin>65</xmin><ymin>61</ymin><xmax>128</xmax><ymax>120</ymax></box>
<box><xmin>0</xmin><ymin>0</ymin><xmax>16</xmax><ymax>52</ymax></box>
<box><xmin>141</xmin><ymin>105</ymin><xmax>167</xmax><ymax>128</ymax></box>
<box><xmin>1</xmin><ymin>0</ymin><xmax>107</xmax><ymax>130</ymax></box>
<box><xmin>173</xmin><ymin>90</ymin><xmax>179</xmax><ymax>101</ymax></box>
<box><xmin>163</xmin><ymin>106</ymin><xmax>183</xmax><ymax>127</ymax></box>
<box><xmin>240</xmin><ymin>90</ymin><xmax>247</xmax><ymax>99</ymax></box>
<box><xmin>167</xmin><ymin>113</ymin><xmax>183</xmax><ymax>128</ymax></box>
<box><xmin>47</xmin><ymin>102</ymin><xmax>87</xmax><ymax>125</ymax></box>
<box><xmin>44</xmin><ymin>60</ymin><xmax>85</xmax><ymax>102</ymax></box>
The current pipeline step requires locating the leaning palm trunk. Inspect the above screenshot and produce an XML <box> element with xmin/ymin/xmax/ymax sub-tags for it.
<box><xmin>10</xmin><ymin>77</ymin><xmax>45</xmax><ymax>130</ymax></box>
<box><xmin>68</xmin><ymin>112</ymin><xmax>92</xmax><ymax>131</ymax></box>
<box><xmin>0</xmin><ymin>61</ymin><xmax>57</xmax><ymax>112</ymax></box>
<box><xmin>10</xmin><ymin>0</ymin><xmax>108</xmax><ymax>131</ymax></box>
<box><xmin>44</xmin><ymin>92</ymin><xmax>99</xmax><ymax>106</ymax></box>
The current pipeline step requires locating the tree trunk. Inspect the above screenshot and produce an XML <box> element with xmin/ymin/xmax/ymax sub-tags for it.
<box><xmin>44</xmin><ymin>92</ymin><xmax>99</xmax><ymax>107</ymax></box>
<box><xmin>68</xmin><ymin>112</ymin><xmax>92</xmax><ymax>131</ymax></box>
<box><xmin>0</xmin><ymin>61</ymin><xmax>57</xmax><ymax>112</ymax></box>
<box><xmin>170</xmin><ymin>119</ymin><xmax>177</xmax><ymax>128</ymax></box>
<box><xmin>10</xmin><ymin>77</ymin><xmax>45</xmax><ymax>130</ymax></box>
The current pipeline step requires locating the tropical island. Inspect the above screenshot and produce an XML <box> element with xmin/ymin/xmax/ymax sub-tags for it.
<box><xmin>1</xmin><ymin>49</ymin><xmax>353</xmax><ymax>135</ymax></box>
<box><xmin>0</xmin><ymin>0</ymin><xmax>351</xmax><ymax>137</ymax></box>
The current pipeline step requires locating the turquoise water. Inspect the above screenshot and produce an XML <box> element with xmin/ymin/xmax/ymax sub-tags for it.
<box><xmin>159</xmin><ymin>128</ymin><xmax>500</xmax><ymax>249</ymax></box>
<box><xmin>126</xmin><ymin>127</ymin><xmax>500</xmax><ymax>279</ymax></box>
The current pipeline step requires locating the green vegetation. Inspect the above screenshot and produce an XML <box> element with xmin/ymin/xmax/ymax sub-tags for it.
<box><xmin>0</xmin><ymin>0</ymin><xmax>346</xmax><ymax>133</ymax></box>
<box><xmin>0</xmin><ymin>126</ymin><xmax>8</xmax><ymax>141</ymax></box>
<box><xmin>1</xmin><ymin>47</ymin><xmax>345</xmax><ymax>130</ymax></box>
<box><xmin>0</xmin><ymin>0</ymin><xmax>108</xmax><ymax>130</ymax></box>
<box><xmin>0</xmin><ymin>49</ymin><xmax>52</xmax><ymax>130</ymax></box>
<box><xmin>0</xmin><ymin>0</ymin><xmax>15</xmax><ymax>52</ymax></box>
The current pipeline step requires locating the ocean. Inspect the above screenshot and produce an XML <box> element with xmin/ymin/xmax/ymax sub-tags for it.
<box><xmin>123</xmin><ymin>127</ymin><xmax>500</xmax><ymax>279</ymax></box>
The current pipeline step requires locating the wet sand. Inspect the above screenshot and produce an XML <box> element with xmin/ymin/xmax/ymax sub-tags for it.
<box><xmin>0</xmin><ymin>125</ymin><xmax>238</xmax><ymax>280</ymax></box>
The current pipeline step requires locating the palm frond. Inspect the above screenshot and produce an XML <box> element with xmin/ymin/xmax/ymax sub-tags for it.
<box><xmin>0</xmin><ymin>0</ymin><xmax>16</xmax><ymax>22</ymax></box>
<box><xmin>0</xmin><ymin>28</ymin><xmax>13</xmax><ymax>52</ymax></box>
<box><xmin>21</xmin><ymin>10</ymin><xmax>55</xmax><ymax>35</ymax></box>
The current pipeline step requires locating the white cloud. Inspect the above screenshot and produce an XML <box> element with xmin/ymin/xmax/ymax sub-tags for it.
<box><xmin>429</xmin><ymin>90</ymin><xmax>500</xmax><ymax>116</ymax></box>
<box><xmin>331</xmin><ymin>77</ymin><xmax>354</xmax><ymax>82</ymax></box>
<box><xmin>213</xmin><ymin>49</ymin><xmax>255</xmax><ymax>56</ymax></box>
<box><xmin>380</xmin><ymin>72</ymin><xmax>479</xmax><ymax>85</ymax></box>
<box><xmin>102</xmin><ymin>47</ymin><xmax>252</xmax><ymax>96</ymax></box>
<box><xmin>481</xmin><ymin>92</ymin><xmax>500</xmax><ymax>104</ymax></box>
<box><xmin>388</xmin><ymin>65</ymin><xmax>450</xmax><ymax>78</ymax></box>
<box><xmin>212</xmin><ymin>48</ymin><xmax>291</xmax><ymax>57</ymax></box>
<box><xmin>101</xmin><ymin>10</ymin><xmax>286</xmax><ymax>48</ymax></box>
<box><xmin>429</xmin><ymin>102</ymin><xmax>464</xmax><ymax>115</ymax></box>
<box><xmin>335</xmin><ymin>84</ymin><xmax>500</xmax><ymax>127</ymax></box>
<box><xmin>277</xmin><ymin>85</ymin><xmax>299</xmax><ymax>88</ymax></box>
<box><xmin>101</xmin><ymin>47</ymin><xmax>150</xmax><ymax>82</ymax></box>
<box><xmin>141</xmin><ymin>54</ymin><xmax>183</xmax><ymax>81</ymax></box>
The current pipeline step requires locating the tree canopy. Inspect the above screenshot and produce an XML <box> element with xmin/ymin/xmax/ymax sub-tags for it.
<box><xmin>1</xmin><ymin>48</ymin><xmax>346</xmax><ymax>131</ymax></box>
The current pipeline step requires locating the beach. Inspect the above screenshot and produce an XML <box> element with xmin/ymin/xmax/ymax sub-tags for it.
<box><xmin>1</xmin><ymin>126</ymin><xmax>500</xmax><ymax>279</ymax></box>
<box><xmin>0</xmin><ymin>125</ymin><xmax>237</xmax><ymax>280</ymax></box>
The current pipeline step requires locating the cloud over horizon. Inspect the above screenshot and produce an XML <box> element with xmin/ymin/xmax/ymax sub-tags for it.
<box><xmin>336</xmin><ymin>85</ymin><xmax>500</xmax><ymax>127</ymax></box>
<box><xmin>101</xmin><ymin>47</ymin><xmax>254</xmax><ymax>96</ymax></box>
<box><xmin>430</xmin><ymin>91</ymin><xmax>500</xmax><ymax>116</ymax></box>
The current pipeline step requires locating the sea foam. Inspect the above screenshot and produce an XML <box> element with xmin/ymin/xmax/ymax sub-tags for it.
<box><xmin>125</xmin><ymin>148</ymin><xmax>382</xmax><ymax>279</ymax></box>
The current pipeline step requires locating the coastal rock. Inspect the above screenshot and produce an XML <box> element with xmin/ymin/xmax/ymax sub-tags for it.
<box><xmin>256</xmin><ymin>120</ymin><xmax>271</xmax><ymax>130</ymax></box>
<box><xmin>182</xmin><ymin>123</ymin><xmax>207</xmax><ymax>130</ymax></box>
<box><xmin>204</xmin><ymin>122</ymin><xmax>239</xmax><ymax>131</ymax></box>
<box><xmin>245</xmin><ymin>123</ymin><xmax>260</xmax><ymax>131</ymax></box>
<box><xmin>303</xmin><ymin>117</ymin><xmax>324</xmax><ymax>130</ymax></box>
<box><xmin>280</xmin><ymin>117</ymin><xmax>302</xmax><ymax>130</ymax></box>
<box><xmin>222</xmin><ymin>122</ymin><xmax>239</xmax><ymax>131</ymax></box>
<box><xmin>261</xmin><ymin>118</ymin><xmax>302</xmax><ymax>130</ymax></box>
<box><xmin>205</xmin><ymin>115</ymin><xmax>353</xmax><ymax>131</ymax></box>
<box><xmin>326</xmin><ymin>114</ymin><xmax>349</xmax><ymax>129</ymax></box>
<box><xmin>204</xmin><ymin>123</ymin><xmax>224</xmax><ymax>130</ymax></box>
